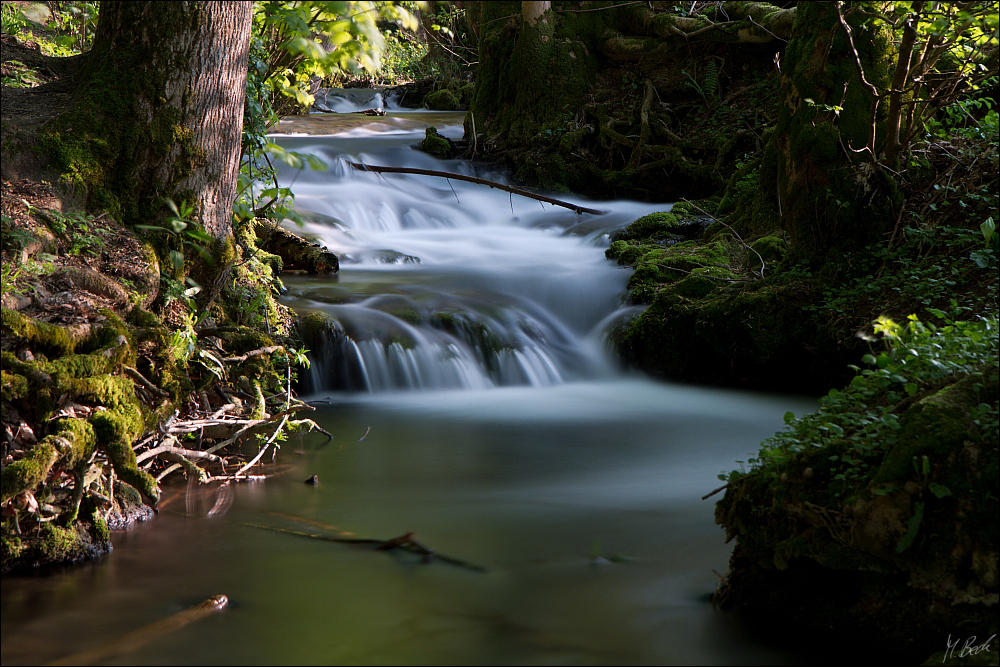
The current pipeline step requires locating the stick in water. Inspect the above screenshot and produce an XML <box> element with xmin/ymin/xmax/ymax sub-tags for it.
<box><xmin>47</xmin><ymin>595</ymin><xmax>228</xmax><ymax>666</ymax></box>
<box><xmin>347</xmin><ymin>162</ymin><xmax>608</xmax><ymax>215</ymax></box>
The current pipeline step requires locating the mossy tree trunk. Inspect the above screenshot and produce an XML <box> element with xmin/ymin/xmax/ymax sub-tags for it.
<box><xmin>47</xmin><ymin>1</ymin><xmax>251</xmax><ymax>240</ymax></box>
<box><xmin>773</xmin><ymin>1</ymin><xmax>899</xmax><ymax>262</ymax></box>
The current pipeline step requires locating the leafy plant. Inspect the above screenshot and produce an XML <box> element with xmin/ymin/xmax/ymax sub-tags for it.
<box><xmin>729</xmin><ymin>313</ymin><xmax>999</xmax><ymax>501</ymax></box>
<box><xmin>1</xmin><ymin>264</ymin><xmax>25</xmax><ymax>297</ymax></box>
<box><xmin>136</xmin><ymin>199</ymin><xmax>215</xmax><ymax>276</ymax></box>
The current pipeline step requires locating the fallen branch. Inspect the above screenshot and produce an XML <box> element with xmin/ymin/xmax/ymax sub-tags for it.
<box><xmin>47</xmin><ymin>595</ymin><xmax>228</xmax><ymax>666</ymax></box>
<box><xmin>221</xmin><ymin>345</ymin><xmax>285</xmax><ymax>363</ymax></box>
<box><xmin>347</xmin><ymin>162</ymin><xmax>608</xmax><ymax>215</ymax></box>
<box><xmin>135</xmin><ymin>439</ymin><xmax>224</xmax><ymax>465</ymax></box>
<box><xmin>233</xmin><ymin>414</ymin><xmax>288</xmax><ymax>477</ymax></box>
<box><xmin>702</xmin><ymin>483</ymin><xmax>729</xmax><ymax>500</ymax></box>
<box><xmin>245</xmin><ymin>521</ymin><xmax>488</xmax><ymax>572</ymax></box>
<box><xmin>680</xmin><ymin>198</ymin><xmax>767</xmax><ymax>279</ymax></box>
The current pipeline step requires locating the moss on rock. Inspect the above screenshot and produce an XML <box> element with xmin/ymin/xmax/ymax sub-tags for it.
<box><xmin>424</xmin><ymin>88</ymin><xmax>460</xmax><ymax>111</ymax></box>
<box><xmin>418</xmin><ymin>126</ymin><xmax>454</xmax><ymax>159</ymax></box>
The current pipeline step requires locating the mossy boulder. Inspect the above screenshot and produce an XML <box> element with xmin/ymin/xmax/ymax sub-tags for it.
<box><xmin>424</xmin><ymin>88</ymin><xmax>460</xmax><ymax>111</ymax></box>
<box><xmin>418</xmin><ymin>126</ymin><xmax>455</xmax><ymax>159</ymax></box>
<box><xmin>611</xmin><ymin>212</ymin><xmax>681</xmax><ymax>242</ymax></box>
<box><xmin>1</xmin><ymin>520</ymin><xmax>111</xmax><ymax>574</ymax></box>
<box><xmin>714</xmin><ymin>366</ymin><xmax>999</xmax><ymax>660</ymax></box>
<box><xmin>615</xmin><ymin>275</ymin><xmax>829</xmax><ymax>390</ymax></box>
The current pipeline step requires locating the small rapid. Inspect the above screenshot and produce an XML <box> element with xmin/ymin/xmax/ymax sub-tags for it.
<box><xmin>0</xmin><ymin>90</ymin><xmax>823</xmax><ymax>667</ymax></box>
<box><xmin>272</xmin><ymin>92</ymin><xmax>661</xmax><ymax>393</ymax></box>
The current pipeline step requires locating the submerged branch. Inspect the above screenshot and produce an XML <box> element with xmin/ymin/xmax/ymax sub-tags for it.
<box><xmin>245</xmin><ymin>521</ymin><xmax>488</xmax><ymax>572</ymax></box>
<box><xmin>346</xmin><ymin>162</ymin><xmax>608</xmax><ymax>215</ymax></box>
<box><xmin>47</xmin><ymin>595</ymin><xmax>228</xmax><ymax>666</ymax></box>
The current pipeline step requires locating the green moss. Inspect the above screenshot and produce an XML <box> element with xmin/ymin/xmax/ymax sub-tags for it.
<box><xmin>431</xmin><ymin>311</ymin><xmax>504</xmax><ymax>359</ymax></box>
<box><xmin>55</xmin><ymin>417</ymin><xmax>98</xmax><ymax>467</ymax></box>
<box><xmin>750</xmin><ymin>235</ymin><xmax>788</xmax><ymax>265</ymax></box>
<box><xmin>91</xmin><ymin>405</ymin><xmax>158</xmax><ymax>502</ymax></box>
<box><xmin>874</xmin><ymin>377</ymin><xmax>982</xmax><ymax>484</ymax></box>
<box><xmin>250</xmin><ymin>380</ymin><xmax>267</xmax><ymax>420</ymax></box>
<box><xmin>126</xmin><ymin>306</ymin><xmax>161</xmax><ymax>328</ymax></box>
<box><xmin>389</xmin><ymin>308</ymin><xmax>420</xmax><ymax>325</ymax></box>
<box><xmin>1</xmin><ymin>370</ymin><xmax>28</xmax><ymax>401</ymax></box>
<box><xmin>425</xmin><ymin>88</ymin><xmax>460</xmax><ymax>111</ymax></box>
<box><xmin>2</xmin><ymin>308</ymin><xmax>79</xmax><ymax>355</ymax></box>
<box><xmin>1</xmin><ymin>442</ymin><xmax>58</xmax><ymax>503</ymax></box>
<box><xmin>34</xmin><ymin>522</ymin><xmax>85</xmax><ymax>562</ymax></box>
<box><xmin>418</xmin><ymin>126</ymin><xmax>454</xmax><ymax>159</ymax></box>
<box><xmin>612</xmin><ymin>212</ymin><xmax>679</xmax><ymax>241</ymax></box>
<box><xmin>219</xmin><ymin>328</ymin><xmax>274</xmax><ymax>355</ymax></box>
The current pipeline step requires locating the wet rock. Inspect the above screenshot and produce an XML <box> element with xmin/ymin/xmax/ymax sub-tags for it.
<box><xmin>418</xmin><ymin>126</ymin><xmax>455</xmax><ymax>159</ymax></box>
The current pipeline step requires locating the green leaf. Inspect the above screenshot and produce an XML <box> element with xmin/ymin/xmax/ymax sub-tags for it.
<box><xmin>862</xmin><ymin>354</ymin><xmax>877</xmax><ymax>366</ymax></box>
<box><xmin>169</xmin><ymin>249</ymin><xmax>184</xmax><ymax>274</ymax></box>
<box><xmin>895</xmin><ymin>501</ymin><xmax>924</xmax><ymax>553</ymax></box>
<box><xmin>928</xmin><ymin>483</ymin><xmax>952</xmax><ymax>498</ymax></box>
<box><xmin>134</xmin><ymin>224</ymin><xmax>172</xmax><ymax>234</ymax></box>
<box><xmin>783</xmin><ymin>411</ymin><xmax>795</xmax><ymax>425</ymax></box>
<box><xmin>904</xmin><ymin>383</ymin><xmax>918</xmax><ymax>396</ymax></box>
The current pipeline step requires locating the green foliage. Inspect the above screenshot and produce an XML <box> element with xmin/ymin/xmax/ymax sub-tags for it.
<box><xmin>25</xmin><ymin>204</ymin><xmax>109</xmax><ymax>257</ymax></box>
<box><xmin>1</xmin><ymin>264</ymin><xmax>26</xmax><ymax>297</ymax></box>
<box><xmin>136</xmin><ymin>198</ymin><xmax>214</xmax><ymax>278</ymax></box>
<box><xmin>0</xmin><ymin>1</ymin><xmax>97</xmax><ymax>56</ymax></box>
<box><xmin>809</xmin><ymin>221</ymin><xmax>998</xmax><ymax>326</ymax></box>
<box><xmin>924</xmin><ymin>89</ymin><xmax>999</xmax><ymax>142</ymax></box>
<box><xmin>250</xmin><ymin>1</ymin><xmax>416</xmax><ymax>114</ymax></box>
<box><xmin>41</xmin><ymin>1</ymin><xmax>98</xmax><ymax>55</ymax></box>
<box><xmin>0</xmin><ymin>60</ymin><xmax>45</xmax><ymax>88</ymax></box>
<box><xmin>683</xmin><ymin>59</ymin><xmax>721</xmax><ymax>108</ymax></box>
<box><xmin>729</xmin><ymin>313</ymin><xmax>999</xmax><ymax>498</ymax></box>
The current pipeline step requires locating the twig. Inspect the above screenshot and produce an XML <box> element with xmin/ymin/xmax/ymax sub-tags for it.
<box><xmin>135</xmin><ymin>439</ymin><xmax>224</xmax><ymax>465</ymax></box>
<box><xmin>556</xmin><ymin>1</ymin><xmax>644</xmax><ymax>13</ymax></box>
<box><xmin>123</xmin><ymin>366</ymin><xmax>170</xmax><ymax>398</ymax></box>
<box><xmin>221</xmin><ymin>345</ymin><xmax>285</xmax><ymax>363</ymax></box>
<box><xmin>702</xmin><ymin>483</ymin><xmax>729</xmax><ymax>500</ymax></box>
<box><xmin>244</xmin><ymin>522</ymin><xmax>487</xmax><ymax>572</ymax></box>
<box><xmin>233</xmin><ymin>414</ymin><xmax>288</xmax><ymax>477</ymax></box>
<box><xmin>204</xmin><ymin>422</ymin><xmax>261</xmax><ymax>454</ymax></box>
<box><xmin>747</xmin><ymin>15</ymin><xmax>787</xmax><ymax>42</ymax></box>
<box><xmin>680</xmin><ymin>198</ymin><xmax>766</xmax><ymax>279</ymax></box>
<box><xmin>347</xmin><ymin>163</ymin><xmax>608</xmax><ymax>215</ymax></box>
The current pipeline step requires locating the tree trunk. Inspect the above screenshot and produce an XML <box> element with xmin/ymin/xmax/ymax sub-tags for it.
<box><xmin>51</xmin><ymin>1</ymin><xmax>251</xmax><ymax>240</ymax></box>
<box><xmin>772</xmin><ymin>1</ymin><xmax>898</xmax><ymax>262</ymax></box>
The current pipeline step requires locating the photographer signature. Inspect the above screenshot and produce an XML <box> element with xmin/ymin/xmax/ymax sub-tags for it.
<box><xmin>944</xmin><ymin>634</ymin><xmax>995</xmax><ymax>662</ymax></box>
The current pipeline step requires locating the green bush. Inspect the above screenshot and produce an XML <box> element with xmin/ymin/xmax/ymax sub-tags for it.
<box><xmin>731</xmin><ymin>313</ymin><xmax>999</xmax><ymax>499</ymax></box>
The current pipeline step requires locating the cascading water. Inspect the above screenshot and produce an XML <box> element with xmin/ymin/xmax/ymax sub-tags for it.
<box><xmin>273</xmin><ymin>91</ymin><xmax>663</xmax><ymax>394</ymax></box>
<box><xmin>1</xmin><ymin>90</ymin><xmax>827</xmax><ymax>666</ymax></box>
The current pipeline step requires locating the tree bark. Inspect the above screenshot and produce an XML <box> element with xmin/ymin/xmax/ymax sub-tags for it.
<box><xmin>772</xmin><ymin>1</ymin><xmax>898</xmax><ymax>261</ymax></box>
<box><xmin>61</xmin><ymin>1</ymin><xmax>252</xmax><ymax>240</ymax></box>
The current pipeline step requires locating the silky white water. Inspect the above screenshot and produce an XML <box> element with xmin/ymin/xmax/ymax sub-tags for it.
<box><xmin>0</xmin><ymin>92</ymin><xmax>826</xmax><ymax>666</ymax></box>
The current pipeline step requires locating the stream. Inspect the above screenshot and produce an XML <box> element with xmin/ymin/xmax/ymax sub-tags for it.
<box><xmin>1</xmin><ymin>92</ymin><xmax>821</xmax><ymax>665</ymax></box>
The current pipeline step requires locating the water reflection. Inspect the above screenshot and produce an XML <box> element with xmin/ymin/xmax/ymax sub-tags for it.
<box><xmin>1</xmin><ymin>94</ymin><xmax>823</xmax><ymax>665</ymax></box>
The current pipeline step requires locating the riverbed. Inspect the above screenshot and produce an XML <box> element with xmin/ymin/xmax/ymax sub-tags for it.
<box><xmin>1</xmin><ymin>96</ymin><xmax>820</xmax><ymax>665</ymax></box>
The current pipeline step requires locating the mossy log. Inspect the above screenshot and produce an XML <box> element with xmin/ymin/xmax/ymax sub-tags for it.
<box><xmin>256</xmin><ymin>223</ymin><xmax>339</xmax><ymax>274</ymax></box>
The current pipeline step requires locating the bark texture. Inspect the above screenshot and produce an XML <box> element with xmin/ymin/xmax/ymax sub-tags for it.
<box><xmin>772</xmin><ymin>1</ymin><xmax>898</xmax><ymax>261</ymax></box>
<box><xmin>52</xmin><ymin>1</ymin><xmax>251</xmax><ymax>239</ymax></box>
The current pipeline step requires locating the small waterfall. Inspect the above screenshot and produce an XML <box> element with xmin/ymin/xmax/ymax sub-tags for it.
<box><xmin>274</xmin><ymin>110</ymin><xmax>667</xmax><ymax>395</ymax></box>
<box><xmin>298</xmin><ymin>304</ymin><xmax>592</xmax><ymax>393</ymax></box>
